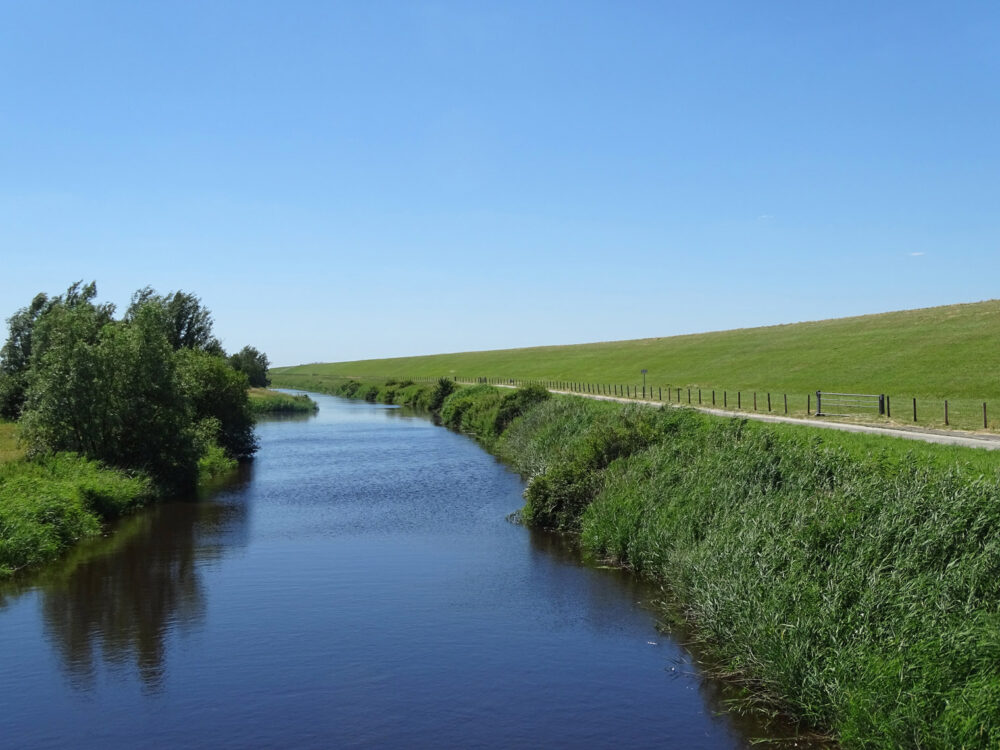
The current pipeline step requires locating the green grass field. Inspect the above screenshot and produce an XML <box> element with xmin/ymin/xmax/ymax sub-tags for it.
<box><xmin>272</xmin><ymin>299</ymin><xmax>1000</xmax><ymax>432</ymax></box>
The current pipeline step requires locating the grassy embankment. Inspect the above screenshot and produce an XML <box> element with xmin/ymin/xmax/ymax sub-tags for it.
<box><xmin>0</xmin><ymin>420</ymin><xmax>152</xmax><ymax>578</ymax></box>
<box><xmin>0</xmin><ymin>389</ymin><xmax>254</xmax><ymax>580</ymax></box>
<box><xmin>318</xmin><ymin>377</ymin><xmax>1000</xmax><ymax>748</ymax></box>
<box><xmin>247</xmin><ymin>387</ymin><xmax>318</xmax><ymax>415</ymax></box>
<box><xmin>272</xmin><ymin>299</ymin><xmax>1000</xmax><ymax>432</ymax></box>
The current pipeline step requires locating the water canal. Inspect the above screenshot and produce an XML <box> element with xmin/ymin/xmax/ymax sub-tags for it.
<box><xmin>0</xmin><ymin>392</ymin><xmax>805</xmax><ymax>748</ymax></box>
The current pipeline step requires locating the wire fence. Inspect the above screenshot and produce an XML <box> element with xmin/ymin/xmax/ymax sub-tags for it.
<box><xmin>301</xmin><ymin>374</ymin><xmax>998</xmax><ymax>433</ymax></box>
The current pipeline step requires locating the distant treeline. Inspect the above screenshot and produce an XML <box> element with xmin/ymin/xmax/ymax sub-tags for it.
<box><xmin>0</xmin><ymin>281</ymin><xmax>272</xmax><ymax>577</ymax></box>
<box><xmin>309</xmin><ymin>376</ymin><xmax>1000</xmax><ymax>749</ymax></box>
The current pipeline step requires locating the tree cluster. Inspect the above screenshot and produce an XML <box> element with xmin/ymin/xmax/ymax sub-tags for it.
<box><xmin>0</xmin><ymin>282</ymin><xmax>268</xmax><ymax>492</ymax></box>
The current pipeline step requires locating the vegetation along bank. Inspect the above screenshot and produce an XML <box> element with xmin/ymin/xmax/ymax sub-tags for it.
<box><xmin>287</xmin><ymin>376</ymin><xmax>1000</xmax><ymax>749</ymax></box>
<box><xmin>0</xmin><ymin>282</ymin><xmax>271</xmax><ymax>579</ymax></box>
<box><xmin>248</xmin><ymin>388</ymin><xmax>319</xmax><ymax>415</ymax></box>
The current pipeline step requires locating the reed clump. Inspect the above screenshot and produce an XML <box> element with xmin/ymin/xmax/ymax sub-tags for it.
<box><xmin>247</xmin><ymin>388</ymin><xmax>319</xmax><ymax>415</ymax></box>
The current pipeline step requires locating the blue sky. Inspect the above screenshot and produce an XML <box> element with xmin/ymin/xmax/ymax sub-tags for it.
<box><xmin>2</xmin><ymin>1</ymin><xmax>998</xmax><ymax>366</ymax></box>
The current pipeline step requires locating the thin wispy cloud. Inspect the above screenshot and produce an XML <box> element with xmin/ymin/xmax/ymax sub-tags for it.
<box><xmin>909</xmin><ymin>252</ymin><xmax>926</xmax><ymax>257</ymax></box>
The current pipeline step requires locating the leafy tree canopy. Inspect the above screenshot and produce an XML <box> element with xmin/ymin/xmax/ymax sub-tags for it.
<box><xmin>126</xmin><ymin>287</ymin><xmax>223</xmax><ymax>354</ymax></box>
<box><xmin>229</xmin><ymin>346</ymin><xmax>270</xmax><ymax>387</ymax></box>
<box><xmin>4</xmin><ymin>282</ymin><xmax>265</xmax><ymax>492</ymax></box>
<box><xmin>0</xmin><ymin>281</ymin><xmax>114</xmax><ymax>420</ymax></box>
<box><xmin>178</xmin><ymin>348</ymin><xmax>258</xmax><ymax>459</ymax></box>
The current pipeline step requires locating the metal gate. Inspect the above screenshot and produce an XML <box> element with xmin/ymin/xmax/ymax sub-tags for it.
<box><xmin>816</xmin><ymin>391</ymin><xmax>885</xmax><ymax>417</ymax></box>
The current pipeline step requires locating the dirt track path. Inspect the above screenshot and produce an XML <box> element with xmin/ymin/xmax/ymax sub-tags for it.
<box><xmin>531</xmin><ymin>387</ymin><xmax>1000</xmax><ymax>452</ymax></box>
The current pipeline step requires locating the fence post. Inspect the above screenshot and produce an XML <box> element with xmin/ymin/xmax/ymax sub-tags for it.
<box><xmin>767</xmin><ymin>393</ymin><xmax>771</xmax><ymax>412</ymax></box>
<box><xmin>784</xmin><ymin>394</ymin><xmax>788</xmax><ymax>414</ymax></box>
<box><xmin>659</xmin><ymin>387</ymin><xmax>662</xmax><ymax>401</ymax></box>
<box><xmin>816</xmin><ymin>391</ymin><xmax>821</xmax><ymax>415</ymax></box>
<box><xmin>724</xmin><ymin>391</ymin><xmax>727</xmax><ymax>408</ymax></box>
<box><xmin>753</xmin><ymin>392</ymin><xmax>757</xmax><ymax>411</ymax></box>
<box><xmin>687</xmin><ymin>388</ymin><xmax>691</xmax><ymax>404</ymax></box>
<box><xmin>984</xmin><ymin>402</ymin><xmax>988</xmax><ymax>429</ymax></box>
<box><xmin>698</xmin><ymin>388</ymin><xmax>702</xmax><ymax>404</ymax></box>
<box><xmin>887</xmin><ymin>395</ymin><xmax>891</xmax><ymax>418</ymax></box>
<box><xmin>808</xmin><ymin>393</ymin><xmax>811</xmax><ymax>414</ymax></box>
<box><xmin>913</xmin><ymin>398</ymin><xmax>917</xmax><ymax>422</ymax></box>
<box><xmin>879</xmin><ymin>394</ymin><xmax>885</xmax><ymax>416</ymax></box>
<box><xmin>738</xmin><ymin>391</ymin><xmax>741</xmax><ymax>409</ymax></box>
<box><xmin>677</xmin><ymin>388</ymin><xmax>681</xmax><ymax>402</ymax></box>
<box><xmin>712</xmin><ymin>390</ymin><xmax>716</xmax><ymax>406</ymax></box>
<box><xmin>945</xmin><ymin>400</ymin><xmax>949</xmax><ymax>426</ymax></box>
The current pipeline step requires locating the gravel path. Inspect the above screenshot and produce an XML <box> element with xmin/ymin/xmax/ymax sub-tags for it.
<box><xmin>537</xmin><ymin>387</ymin><xmax>1000</xmax><ymax>452</ymax></box>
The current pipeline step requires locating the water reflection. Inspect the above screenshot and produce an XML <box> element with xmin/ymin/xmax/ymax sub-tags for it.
<box><xmin>1</xmin><ymin>466</ymin><xmax>251</xmax><ymax>691</ymax></box>
<box><xmin>0</xmin><ymin>395</ymin><xmax>822</xmax><ymax>748</ymax></box>
<box><xmin>256</xmin><ymin>411</ymin><xmax>316</xmax><ymax>423</ymax></box>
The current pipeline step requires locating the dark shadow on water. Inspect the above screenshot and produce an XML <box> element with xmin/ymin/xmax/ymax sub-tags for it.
<box><xmin>254</xmin><ymin>411</ymin><xmax>317</xmax><ymax>423</ymax></box>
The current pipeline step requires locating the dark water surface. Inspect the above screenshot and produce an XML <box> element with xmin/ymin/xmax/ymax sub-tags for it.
<box><xmin>1</xmin><ymin>393</ymin><xmax>789</xmax><ymax>748</ymax></box>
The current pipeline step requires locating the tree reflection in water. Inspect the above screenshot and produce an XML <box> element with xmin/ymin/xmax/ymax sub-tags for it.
<box><xmin>14</xmin><ymin>467</ymin><xmax>251</xmax><ymax>691</ymax></box>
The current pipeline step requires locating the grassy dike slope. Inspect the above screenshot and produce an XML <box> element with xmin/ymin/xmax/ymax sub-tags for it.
<box><xmin>272</xmin><ymin>300</ymin><xmax>1000</xmax><ymax>431</ymax></box>
<box><xmin>319</xmin><ymin>378</ymin><xmax>1000</xmax><ymax>748</ymax></box>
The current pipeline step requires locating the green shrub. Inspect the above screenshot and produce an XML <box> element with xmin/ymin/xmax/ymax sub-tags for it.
<box><xmin>429</xmin><ymin>377</ymin><xmax>457</xmax><ymax>412</ymax></box>
<box><xmin>496</xmin><ymin>396</ymin><xmax>613</xmax><ymax>476</ymax></box>
<box><xmin>494</xmin><ymin>384</ymin><xmax>551</xmax><ymax>434</ymax></box>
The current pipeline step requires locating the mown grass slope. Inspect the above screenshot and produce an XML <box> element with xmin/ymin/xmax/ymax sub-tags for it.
<box><xmin>272</xmin><ymin>299</ymin><xmax>1000</xmax><ymax>431</ymax></box>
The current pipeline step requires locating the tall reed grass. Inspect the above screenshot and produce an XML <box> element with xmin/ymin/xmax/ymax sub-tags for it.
<box><xmin>330</xmin><ymin>378</ymin><xmax>1000</xmax><ymax>747</ymax></box>
<box><xmin>247</xmin><ymin>388</ymin><xmax>319</xmax><ymax>414</ymax></box>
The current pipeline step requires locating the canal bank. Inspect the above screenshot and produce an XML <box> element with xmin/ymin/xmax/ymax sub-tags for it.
<box><xmin>0</xmin><ymin>392</ymin><xmax>799</xmax><ymax>748</ymax></box>
<box><xmin>296</xmin><ymin>377</ymin><xmax>1000</xmax><ymax>749</ymax></box>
